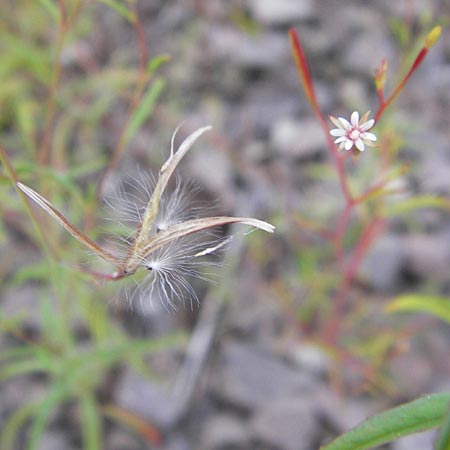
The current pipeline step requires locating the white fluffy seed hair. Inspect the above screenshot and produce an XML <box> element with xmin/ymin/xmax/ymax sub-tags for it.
<box><xmin>104</xmin><ymin>170</ymin><xmax>206</xmax><ymax>230</ymax></box>
<box><xmin>105</xmin><ymin>169</ymin><xmax>226</xmax><ymax>310</ymax></box>
<box><xmin>124</xmin><ymin>232</ymin><xmax>224</xmax><ymax>312</ymax></box>
<box><xmin>16</xmin><ymin>124</ymin><xmax>274</xmax><ymax>312</ymax></box>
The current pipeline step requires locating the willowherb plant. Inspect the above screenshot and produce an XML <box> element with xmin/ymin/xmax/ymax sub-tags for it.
<box><xmin>17</xmin><ymin>125</ymin><xmax>275</xmax><ymax>308</ymax></box>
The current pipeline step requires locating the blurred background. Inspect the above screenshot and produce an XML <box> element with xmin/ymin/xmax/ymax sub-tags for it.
<box><xmin>0</xmin><ymin>1</ymin><xmax>450</xmax><ymax>449</ymax></box>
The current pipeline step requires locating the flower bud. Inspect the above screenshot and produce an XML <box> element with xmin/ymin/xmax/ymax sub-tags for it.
<box><xmin>374</xmin><ymin>58</ymin><xmax>388</xmax><ymax>91</ymax></box>
<box><xmin>425</xmin><ymin>26</ymin><xmax>441</xmax><ymax>49</ymax></box>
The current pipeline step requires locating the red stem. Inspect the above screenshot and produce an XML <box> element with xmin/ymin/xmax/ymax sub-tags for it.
<box><xmin>323</xmin><ymin>218</ymin><xmax>386</xmax><ymax>343</ymax></box>
<box><xmin>97</xmin><ymin>9</ymin><xmax>150</xmax><ymax>198</ymax></box>
<box><xmin>289</xmin><ymin>29</ymin><xmax>354</xmax><ymax>204</ymax></box>
<box><xmin>375</xmin><ymin>47</ymin><xmax>428</xmax><ymax>122</ymax></box>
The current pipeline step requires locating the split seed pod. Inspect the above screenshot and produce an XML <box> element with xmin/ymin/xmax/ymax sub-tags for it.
<box><xmin>17</xmin><ymin>126</ymin><xmax>275</xmax><ymax>307</ymax></box>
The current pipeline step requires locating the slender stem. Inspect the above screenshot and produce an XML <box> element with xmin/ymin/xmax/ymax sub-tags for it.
<box><xmin>97</xmin><ymin>9</ymin><xmax>149</xmax><ymax>197</ymax></box>
<box><xmin>289</xmin><ymin>29</ymin><xmax>353</xmax><ymax>203</ymax></box>
<box><xmin>375</xmin><ymin>47</ymin><xmax>428</xmax><ymax>122</ymax></box>
<box><xmin>38</xmin><ymin>1</ymin><xmax>67</xmax><ymax>165</ymax></box>
<box><xmin>0</xmin><ymin>145</ymin><xmax>54</xmax><ymax>257</ymax></box>
<box><xmin>317</xmin><ymin>113</ymin><xmax>354</xmax><ymax>204</ymax></box>
<box><xmin>332</xmin><ymin>203</ymin><xmax>353</xmax><ymax>264</ymax></box>
<box><xmin>323</xmin><ymin>218</ymin><xmax>385</xmax><ymax>343</ymax></box>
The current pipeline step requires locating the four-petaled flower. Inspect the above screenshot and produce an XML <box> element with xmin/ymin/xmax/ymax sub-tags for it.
<box><xmin>329</xmin><ymin>111</ymin><xmax>377</xmax><ymax>152</ymax></box>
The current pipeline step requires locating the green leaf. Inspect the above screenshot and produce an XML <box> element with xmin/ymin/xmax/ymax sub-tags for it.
<box><xmin>27</xmin><ymin>380</ymin><xmax>69</xmax><ymax>450</ymax></box>
<box><xmin>1</xmin><ymin>401</ymin><xmax>37</xmax><ymax>450</ymax></box>
<box><xmin>320</xmin><ymin>393</ymin><xmax>450</xmax><ymax>450</ymax></box>
<box><xmin>97</xmin><ymin>0</ymin><xmax>134</xmax><ymax>22</ymax></box>
<box><xmin>15</xmin><ymin>99</ymin><xmax>37</xmax><ymax>155</ymax></box>
<box><xmin>436</xmin><ymin>402</ymin><xmax>450</xmax><ymax>450</ymax></box>
<box><xmin>0</xmin><ymin>346</ymin><xmax>38</xmax><ymax>363</ymax></box>
<box><xmin>76</xmin><ymin>333</ymin><xmax>185</xmax><ymax>371</ymax></box>
<box><xmin>123</xmin><ymin>77</ymin><xmax>165</xmax><ymax>146</ymax></box>
<box><xmin>9</xmin><ymin>261</ymin><xmax>49</xmax><ymax>285</ymax></box>
<box><xmin>382</xmin><ymin>195</ymin><xmax>450</xmax><ymax>218</ymax></box>
<box><xmin>80</xmin><ymin>393</ymin><xmax>102</xmax><ymax>450</ymax></box>
<box><xmin>147</xmin><ymin>54</ymin><xmax>171</xmax><ymax>74</ymax></box>
<box><xmin>38</xmin><ymin>0</ymin><xmax>59</xmax><ymax>21</ymax></box>
<box><xmin>386</xmin><ymin>295</ymin><xmax>450</xmax><ymax>324</ymax></box>
<box><xmin>0</xmin><ymin>359</ymin><xmax>49</xmax><ymax>382</ymax></box>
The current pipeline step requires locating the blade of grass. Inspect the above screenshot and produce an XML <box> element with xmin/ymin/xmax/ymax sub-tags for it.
<box><xmin>386</xmin><ymin>294</ymin><xmax>450</xmax><ymax>324</ymax></box>
<box><xmin>80</xmin><ymin>393</ymin><xmax>102</xmax><ymax>450</ymax></box>
<box><xmin>382</xmin><ymin>195</ymin><xmax>450</xmax><ymax>217</ymax></box>
<box><xmin>0</xmin><ymin>359</ymin><xmax>50</xmax><ymax>382</ymax></box>
<box><xmin>122</xmin><ymin>77</ymin><xmax>166</xmax><ymax>147</ymax></box>
<box><xmin>27</xmin><ymin>380</ymin><xmax>69</xmax><ymax>450</ymax></box>
<box><xmin>320</xmin><ymin>393</ymin><xmax>450</xmax><ymax>450</ymax></box>
<box><xmin>38</xmin><ymin>0</ymin><xmax>59</xmax><ymax>21</ymax></box>
<box><xmin>1</xmin><ymin>401</ymin><xmax>38</xmax><ymax>450</ymax></box>
<box><xmin>147</xmin><ymin>54</ymin><xmax>171</xmax><ymax>74</ymax></box>
<box><xmin>97</xmin><ymin>0</ymin><xmax>134</xmax><ymax>21</ymax></box>
<box><xmin>435</xmin><ymin>402</ymin><xmax>450</xmax><ymax>450</ymax></box>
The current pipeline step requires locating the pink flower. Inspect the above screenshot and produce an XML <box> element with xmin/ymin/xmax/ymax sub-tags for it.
<box><xmin>329</xmin><ymin>111</ymin><xmax>377</xmax><ymax>152</ymax></box>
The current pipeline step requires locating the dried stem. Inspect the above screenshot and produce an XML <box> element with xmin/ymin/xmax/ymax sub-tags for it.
<box><xmin>38</xmin><ymin>0</ymin><xmax>84</xmax><ymax>165</ymax></box>
<box><xmin>97</xmin><ymin>6</ymin><xmax>150</xmax><ymax>197</ymax></box>
<box><xmin>17</xmin><ymin>126</ymin><xmax>275</xmax><ymax>287</ymax></box>
<box><xmin>0</xmin><ymin>145</ymin><xmax>53</xmax><ymax>257</ymax></box>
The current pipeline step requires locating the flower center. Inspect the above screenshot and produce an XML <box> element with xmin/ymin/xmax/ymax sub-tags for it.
<box><xmin>349</xmin><ymin>128</ymin><xmax>361</xmax><ymax>141</ymax></box>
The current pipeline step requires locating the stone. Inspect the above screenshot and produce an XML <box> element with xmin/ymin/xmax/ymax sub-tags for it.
<box><xmin>419</xmin><ymin>150</ymin><xmax>450</xmax><ymax>194</ymax></box>
<box><xmin>337</xmin><ymin>78</ymin><xmax>371</xmax><ymax>112</ymax></box>
<box><xmin>404</xmin><ymin>233</ymin><xmax>450</xmax><ymax>280</ymax></box>
<box><xmin>185</xmin><ymin>141</ymin><xmax>233</xmax><ymax>199</ymax></box>
<box><xmin>211</xmin><ymin>342</ymin><xmax>317</xmax><ymax>411</ymax></box>
<box><xmin>342</xmin><ymin>25</ymin><xmax>394</xmax><ymax>77</ymax></box>
<box><xmin>37</xmin><ymin>431</ymin><xmax>74</xmax><ymax>450</ymax></box>
<box><xmin>289</xmin><ymin>343</ymin><xmax>331</xmax><ymax>377</ymax></box>
<box><xmin>358</xmin><ymin>234</ymin><xmax>407</xmax><ymax>292</ymax></box>
<box><xmin>208</xmin><ymin>26</ymin><xmax>289</xmax><ymax>70</ymax></box>
<box><xmin>392</xmin><ymin>429</ymin><xmax>437</xmax><ymax>450</ymax></box>
<box><xmin>236</xmin><ymin>85</ymin><xmax>304</xmax><ymax>137</ymax></box>
<box><xmin>115</xmin><ymin>368</ymin><xmax>177</xmax><ymax>429</ymax></box>
<box><xmin>248</xmin><ymin>0</ymin><xmax>315</xmax><ymax>27</ymax></box>
<box><xmin>270</xmin><ymin>117</ymin><xmax>325</xmax><ymax>160</ymax></box>
<box><xmin>250</xmin><ymin>399</ymin><xmax>320</xmax><ymax>450</ymax></box>
<box><xmin>105</xmin><ymin>428</ymin><xmax>140</xmax><ymax>450</ymax></box>
<box><xmin>199</xmin><ymin>414</ymin><xmax>249</xmax><ymax>450</ymax></box>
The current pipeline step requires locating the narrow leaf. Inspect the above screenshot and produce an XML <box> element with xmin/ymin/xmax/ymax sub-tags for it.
<box><xmin>436</xmin><ymin>402</ymin><xmax>450</xmax><ymax>450</ymax></box>
<box><xmin>1</xmin><ymin>401</ymin><xmax>37</xmax><ymax>450</ymax></box>
<box><xmin>97</xmin><ymin>0</ymin><xmax>134</xmax><ymax>21</ymax></box>
<box><xmin>17</xmin><ymin>182</ymin><xmax>121</xmax><ymax>266</ymax></box>
<box><xmin>123</xmin><ymin>77</ymin><xmax>166</xmax><ymax>146</ymax></box>
<box><xmin>386</xmin><ymin>295</ymin><xmax>450</xmax><ymax>324</ymax></box>
<box><xmin>0</xmin><ymin>359</ymin><xmax>49</xmax><ymax>382</ymax></box>
<box><xmin>383</xmin><ymin>195</ymin><xmax>450</xmax><ymax>218</ymax></box>
<box><xmin>288</xmin><ymin>28</ymin><xmax>320</xmax><ymax>114</ymax></box>
<box><xmin>38</xmin><ymin>0</ymin><xmax>59</xmax><ymax>21</ymax></box>
<box><xmin>80</xmin><ymin>394</ymin><xmax>102</xmax><ymax>450</ymax></box>
<box><xmin>321</xmin><ymin>393</ymin><xmax>450</xmax><ymax>450</ymax></box>
<box><xmin>147</xmin><ymin>54</ymin><xmax>171</xmax><ymax>74</ymax></box>
<box><xmin>27</xmin><ymin>381</ymin><xmax>68</xmax><ymax>450</ymax></box>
